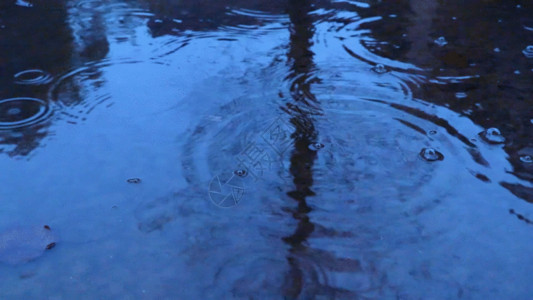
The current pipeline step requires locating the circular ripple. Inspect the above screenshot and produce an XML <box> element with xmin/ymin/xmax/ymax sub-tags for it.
<box><xmin>0</xmin><ymin>98</ymin><xmax>51</xmax><ymax>129</ymax></box>
<box><xmin>13</xmin><ymin>69</ymin><xmax>53</xmax><ymax>85</ymax></box>
<box><xmin>523</xmin><ymin>45</ymin><xmax>533</xmax><ymax>58</ymax></box>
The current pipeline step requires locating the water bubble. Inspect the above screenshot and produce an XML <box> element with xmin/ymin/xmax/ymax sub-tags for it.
<box><xmin>0</xmin><ymin>97</ymin><xmax>50</xmax><ymax>129</ymax></box>
<box><xmin>479</xmin><ymin>127</ymin><xmax>506</xmax><ymax>144</ymax></box>
<box><xmin>434</xmin><ymin>36</ymin><xmax>448</xmax><ymax>47</ymax></box>
<box><xmin>455</xmin><ymin>92</ymin><xmax>467</xmax><ymax>99</ymax></box>
<box><xmin>308</xmin><ymin>142</ymin><xmax>325</xmax><ymax>151</ymax></box>
<box><xmin>371</xmin><ymin>64</ymin><xmax>388</xmax><ymax>74</ymax></box>
<box><xmin>419</xmin><ymin>148</ymin><xmax>444</xmax><ymax>162</ymax></box>
<box><xmin>7</xmin><ymin>108</ymin><xmax>21</xmax><ymax>115</ymax></box>
<box><xmin>523</xmin><ymin>45</ymin><xmax>533</xmax><ymax>58</ymax></box>
<box><xmin>14</xmin><ymin>69</ymin><xmax>53</xmax><ymax>85</ymax></box>
<box><xmin>520</xmin><ymin>155</ymin><xmax>533</xmax><ymax>163</ymax></box>
<box><xmin>234</xmin><ymin>169</ymin><xmax>247</xmax><ymax>177</ymax></box>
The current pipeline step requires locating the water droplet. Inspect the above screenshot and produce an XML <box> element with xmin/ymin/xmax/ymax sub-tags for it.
<box><xmin>455</xmin><ymin>92</ymin><xmax>467</xmax><ymax>99</ymax></box>
<box><xmin>308</xmin><ymin>143</ymin><xmax>324</xmax><ymax>151</ymax></box>
<box><xmin>234</xmin><ymin>169</ymin><xmax>247</xmax><ymax>177</ymax></box>
<box><xmin>434</xmin><ymin>36</ymin><xmax>448</xmax><ymax>47</ymax></box>
<box><xmin>0</xmin><ymin>97</ymin><xmax>50</xmax><ymax>129</ymax></box>
<box><xmin>479</xmin><ymin>127</ymin><xmax>506</xmax><ymax>144</ymax></box>
<box><xmin>428</xmin><ymin>130</ymin><xmax>437</xmax><ymax>135</ymax></box>
<box><xmin>127</xmin><ymin>178</ymin><xmax>141</xmax><ymax>184</ymax></box>
<box><xmin>419</xmin><ymin>148</ymin><xmax>444</xmax><ymax>162</ymax></box>
<box><xmin>520</xmin><ymin>155</ymin><xmax>533</xmax><ymax>163</ymax></box>
<box><xmin>523</xmin><ymin>45</ymin><xmax>533</xmax><ymax>58</ymax></box>
<box><xmin>371</xmin><ymin>64</ymin><xmax>388</xmax><ymax>74</ymax></box>
<box><xmin>7</xmin><ymin>107</ymin><xmax>21</xmax><ymax>116</ymax></box>
<box><xmin>13</xmin><ymin>69</ymin><xmax>53</xmax><ymax>85</ymax></box>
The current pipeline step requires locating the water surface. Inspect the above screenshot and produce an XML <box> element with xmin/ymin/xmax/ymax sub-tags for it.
<box><xmin>0</xmin><ymin>0</ymin><xmax>532</xmax><ymax>299</ymax></box>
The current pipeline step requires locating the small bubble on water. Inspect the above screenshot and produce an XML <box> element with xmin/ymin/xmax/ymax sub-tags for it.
<box><xmin>455</xmin><ymin>92</ymin><xmax>467</xmax><ymax>99</ymax></box>
<box><xmin>371</xmin><ymin>64</ymin><xmax>388</xmax><ymax>74</ymax></box>
<box><xmin>479</xmin><ymin>127</ymin><xmax>506</xmax><ymax>144</ymax></box>
<box><xmin>7</xmin><ymin>108</ymin><xmax>21</xmax><ymax>115</ymax></box>
<box><xmin>234</xmin><ymin>169</ymin><xmax>247</xmax><ymax>177</ymax></box>
<box><xmin>523</xmin><ymin>45</ymin><xmax>533</xmax><ymax>58</ymax></box>
<box><xmin>308</xmin><ymin>143</ymin><xmax>325</xmax><ymax>151</ymax></box>
<box><xmin>434</xmin><ymin>36</ymin><xmax>448</xmax><ymax>47</ymax></box>
<box><xmin>420</xmin><ymin>148</ymin><xmax>444</xmax><ymax>162</ymax></box>
<box><xmin>520</xmin><ymin>155</ymin><xmax>533</xmax><ymax>163</ymax></box>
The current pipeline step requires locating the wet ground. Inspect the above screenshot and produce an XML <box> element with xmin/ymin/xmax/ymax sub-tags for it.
<box><xmin>0</xmin><ymin>0</ymin><xmax>532</xmax><ymax>299</ymax></box>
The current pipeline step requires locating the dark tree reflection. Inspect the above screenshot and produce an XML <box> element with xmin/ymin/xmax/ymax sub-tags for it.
<box><xmin>356</xmin><ymin>0</ymin><xmax>533</xmax><ymax>203</ymax></box>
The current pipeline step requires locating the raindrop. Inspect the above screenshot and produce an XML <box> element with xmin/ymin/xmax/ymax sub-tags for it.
<box><xmin>14</xmin><ymin>69</ymin><xmax>53</xmax><ymax>85</ymax></box>
<box><xmin>308</xmin><ymin>143</ymin><xmax>324</xmax><ymax>151</ymax></box>
<box><xmin>419</xmin><ymin>148</ymin><xmax>444</xmax><ymax>162</ymax></box>
<box><xmin>455</xmin><ymin>92</ymin><xmax>467</xmax><ymax>99</ymax></box>
<box><xmin>479</xmin><ymin>127</ymin><xmax>506</xmax><ymax>144</ymax></box>
<box><xmin>0</xmin><ymin>97</ymin><xmax>50</xmax><ymax>129</ymax></box>
<box><xmin>434</xmin><ymin>36</ymin><xmax>448</xmax><ymax>47</ymax></box>
<box><xmin>523</xmin><ymin>45</ymin><xmax>533</xmax><ymax>58</ymax></box>
<box><xmin>234</xmin><ymin>169</ymin><xmax>247</xmax><ymax>177</ymax></box>
<box><xmin>371</xmin><ymin>64</ymin><xmax>388</xmax><ymax>74</ymax></box>
<box><xmin>520</xmin><ymin>155</ymin><xmax>533</xmax><ymax>163</ymax></box>
<box><xmin>7</xmin><ymin>108</ymin><xmax>21</xmax><ymax>115</ymax></box>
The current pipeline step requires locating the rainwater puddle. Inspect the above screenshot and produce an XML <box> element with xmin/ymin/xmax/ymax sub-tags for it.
<box><xmin>0</xmin><ymin>0</ymin><xmax>531</xmax><ymax>299</ymax></box>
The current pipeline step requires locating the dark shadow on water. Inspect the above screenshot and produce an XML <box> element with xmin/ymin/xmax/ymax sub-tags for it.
<box><xmin>281</xmin><ymin>1</ymin><xmax>361</xmax><ymax>298</ymax></box>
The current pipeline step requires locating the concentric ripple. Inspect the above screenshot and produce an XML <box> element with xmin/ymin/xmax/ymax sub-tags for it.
<box><xmin>0</xmin><ymin>97</ymin><xmax>51</xmax><ymax>129</ymax></box>
<box><xmin>13</xmin><ymin>69</ymin><xmax>53</xmax><ymax>85</ymax></box>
